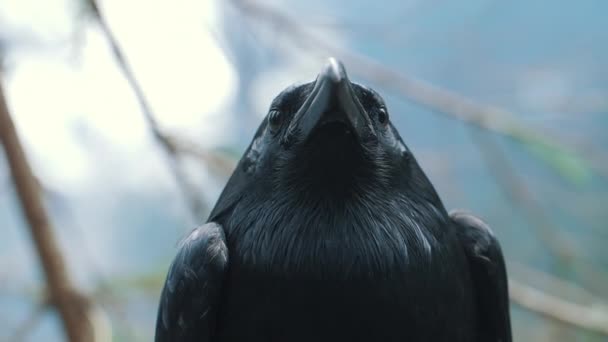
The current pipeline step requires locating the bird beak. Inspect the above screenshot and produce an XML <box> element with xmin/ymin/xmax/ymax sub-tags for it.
<box><xmin>283</xmin><ymin>58</ymin><xmax>376</xmax><ymax>146</ymax></box>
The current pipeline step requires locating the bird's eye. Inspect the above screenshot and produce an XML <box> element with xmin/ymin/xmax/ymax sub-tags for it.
<box><xmin>268</xmin><ymin>110</ymin><xmax>284</xmax><ymax>132</ymax></box>
<box><xmin>378</xmin><ymin>108</ymin><xmax>389</xmax><ymax>126</ymax></box>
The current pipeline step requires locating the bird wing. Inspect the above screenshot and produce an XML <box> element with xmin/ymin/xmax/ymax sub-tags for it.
<box><xmin>155</xmin><ymin>222</ymin><xmax>229</xmax><ymax>342</ymax></box>
<box><xmin>450</xmin><ymin>210</ymin><xmax>512</xmax><ymax>342</ymax></box>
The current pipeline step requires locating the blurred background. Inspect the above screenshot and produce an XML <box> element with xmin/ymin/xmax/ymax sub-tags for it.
<box><xmin>0</xmin><ymin>0</ymin><xmax>607</xmax><ymax>341</ymax></box>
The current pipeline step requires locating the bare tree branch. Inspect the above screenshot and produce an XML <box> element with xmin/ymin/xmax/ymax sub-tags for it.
<box><xmin>470</xmin><ymin>128</ymin><xmax>608</xmax><ymax>293</ymax></box>
<box><xmin>85</xmin><ymin>0</ymin><xmax>207</xmax><ymax>222</ymax></box>
<box><xmin>168</xmin><ymin>135</ymin><xmax>237</xmax><ymax>177</ymax></box>
<box><xmin>508</xmin><ymin>262</ymin><xmax>607</xmax><ymax>306</ymax></box>
<box><xmin>469</xmin><ymin>128</ymin><xmax>575</xmax><ymax>263</ymax></box>
<box><xmin>509</xmin><ymin>278</ymin><xmax>608</xmax><ymax>336</ymax></box>
<box><xmin>0</xmin><ymin>72</ymin><xmax>93</xmax><ymax>341</ymax></box>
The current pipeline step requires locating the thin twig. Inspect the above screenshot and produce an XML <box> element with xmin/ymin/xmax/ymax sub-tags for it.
<box><xmin>0</xmin><ymin>72</ymin><xmax>93</xmax><ymax>341</ymax></box>
<box><xmin>508</xmin><ymin>262</ymin><xmax>607</xmax><ymax>306</ymax></box>
<box><xmin>470</xmin><ymin>128</ymin><xmax>608</xmax><ymax>290</ymax></box>
<box><xmin>169</xmin><ymin>135</ymin><xmax>237</xmax><ymax>177</ymax></box>
<box><xmin>86</xmin><ymin>0</ymin><xmax>207</xmax><ymax>222</ymax></box>
<box><xmin>469</xmin><ymin>128</ymin><xmax>575</xmax><ymax>264</ymax></box>
<box><xmin>509</xmin><ymin>278</ymin><xmax>608</xmax><ymax>336</ymax></box>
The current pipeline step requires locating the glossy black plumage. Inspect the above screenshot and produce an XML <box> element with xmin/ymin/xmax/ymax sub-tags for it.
<box><xmin>155</xmin><ymin>58</ymin><xmax>511</xmax><ymax>341</ymax></box>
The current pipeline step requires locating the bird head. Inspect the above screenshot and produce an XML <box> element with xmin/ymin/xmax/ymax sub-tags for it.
<box><xmin>210</xmin><ymin>58</ymin><xmax>443</xmax><ymax>219</ymax></box>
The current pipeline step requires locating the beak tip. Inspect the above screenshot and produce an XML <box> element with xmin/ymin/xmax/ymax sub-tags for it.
<box><xmin>323</xmin><ymin>57</ymin><xmax>347</xmax><ymax>83</ymax></box>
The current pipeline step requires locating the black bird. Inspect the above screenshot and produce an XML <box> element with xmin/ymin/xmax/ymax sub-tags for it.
<box><xmin>155</xmin><ymin>58</ymin><xmax>511</xmax><ymax>342</ymax></box>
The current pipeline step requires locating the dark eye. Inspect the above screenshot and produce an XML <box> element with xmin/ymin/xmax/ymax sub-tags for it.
<box><xmin>268</xmin><ymin>110</ymin><xmax>283</xmax><ymax>132</ymax></box>
<box><xmin>378</xmin><ymin>107</ymin><xmax>389</xmax><ymax>126</ymax></box>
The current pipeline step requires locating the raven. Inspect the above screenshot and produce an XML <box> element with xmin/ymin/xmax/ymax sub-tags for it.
<box><xmin>155</xmin><ymin>58</ymin><xmax>511</xmax><ymax>341</ymax></box>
